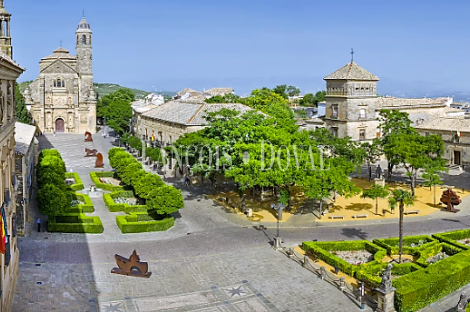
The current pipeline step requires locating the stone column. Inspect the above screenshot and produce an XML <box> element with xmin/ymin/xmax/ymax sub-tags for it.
<box><xmin>375</xmin><ymin>264</ymin><xmax>396</xmax><ymax>312</ymax></box>
<box><xmin>7</xmin><ymin>80</ymin><xmax>12</xmax><ymax>121</ymax></box>
<box><xmin>1</xmin><ymin>80</ymin><xmax>6</xmax><ymax>126</ymax></box>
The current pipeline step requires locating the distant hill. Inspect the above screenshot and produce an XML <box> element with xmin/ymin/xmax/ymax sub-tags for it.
<box><xmin>16</xmin><ymin>81</ymin><xmax>176</xmax><ymax>100</ymax></box>
<box><xmin>93</xmin><ymin>83</ymin><xmax>150</xmax><ymax>99</ymax></box>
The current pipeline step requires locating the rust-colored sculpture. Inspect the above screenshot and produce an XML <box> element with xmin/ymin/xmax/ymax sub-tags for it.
<box><xmin>84</xmin><ymin>148</ymin><xmax>98</xmax><ymax>157</ymax></box>
<box><xmin>85</xmin><ymin>131</ymin><xmax>93</xmax><ymax>142</ymax></box>
<box><xmin>95</xmin><ymin>153</ymin><xmax>104</xmax><ymax>168</ymax></box>
<box><xmin>111</xmin><ymin>250</ymin><xmax>151</xmax><ymax>278</ymax></box>
<box><xmin>440</xmin><ymin>188</ymin><xmax>462</xmax><ymax>213</ymax></box>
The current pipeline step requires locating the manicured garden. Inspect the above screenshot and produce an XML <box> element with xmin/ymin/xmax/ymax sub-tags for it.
<box><xmin>302</xmin><ymin>230</ymin><xmax>470</xmax><ymax>312</ymax></box>
<box><xmin>37</xmin><ymin>149</ymin><xmax>103</xmax><ymax>233</ymax></box>
<box><xmin>94</xmin><ymin>147</ymin><xmax>183</xmax><ymax>233</ymax></box>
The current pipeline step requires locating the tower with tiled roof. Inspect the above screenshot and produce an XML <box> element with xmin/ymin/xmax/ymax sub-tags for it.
<box><xmin>322</xmin><ymin>61</ymin><xmax>381</xmax><ymax>140</ymax></box>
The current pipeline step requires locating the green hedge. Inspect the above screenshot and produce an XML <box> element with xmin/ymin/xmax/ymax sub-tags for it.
<box><xmin>433</xmin><ymin>229</ymin><xmax>470</xmax><ymax>250</ymax></box>
<box><xmin>373</xmin><ymin>235</ymin><xmax>437</xmax><ymax>255</ymax></box>
<box><xmin>48</xmin><ymin>213</ymin><xmax>103</xmax><ymax>233</ymax></box>
<box><xmin>302</xmin><ymin>240</ymin><xmax>386</xmax><ymax>277</ymax></box>
<box><xmin>103</xmin><ymin>190</ymin><xmax>148</xmax><ymax>213</ymax></box>
<box><xmin>65</xmin><ymin>172</ymin><xmax>84</xmax><ymax>191</ymax></box>
<box><xmin>89</xmin><ymin>171</ymin><xmax>125</xmax><ymax>192</ymax></box>
<box><xmin>116</xmin><ymin>213</ymin><xmax>174</xmax><ymax>233</ymax></box>
<box><xmin>393</xmin><ymin>249</ymin><xmax>470</xmax><ymax>312</ymax></box>
<box><xmin>67</xmin><ymin>192</ymin><xmax>94</xmax><ymax>213</ymax></box>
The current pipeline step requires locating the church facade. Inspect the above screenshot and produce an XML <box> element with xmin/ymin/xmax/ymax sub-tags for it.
<box><xmin>24</xmin><ymin>17</ymin><xmax>96</xmax><ymax>133</ymax></box>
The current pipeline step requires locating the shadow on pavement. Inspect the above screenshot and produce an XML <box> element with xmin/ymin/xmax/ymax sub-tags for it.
<box><xmin>341</xmin><ymin>228</ymin><xmax>369</xmax><ymax>240</ymax></box>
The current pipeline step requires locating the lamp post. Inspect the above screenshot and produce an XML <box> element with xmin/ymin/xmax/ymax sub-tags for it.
<box><xmin>271</xmin><ymin>202</ymin><xmax>285</xmax><ymax>249</ymax></box>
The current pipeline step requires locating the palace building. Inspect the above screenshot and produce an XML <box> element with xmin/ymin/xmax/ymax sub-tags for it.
<box><xmin>24</xmin><ymin>16</ymin><xmax>96</xmax><ymax>133</ymax></box>
<box><xmin>0</xmin><ymin>1</ymin><xmax>27</xmax><ymax>311</ymax></box>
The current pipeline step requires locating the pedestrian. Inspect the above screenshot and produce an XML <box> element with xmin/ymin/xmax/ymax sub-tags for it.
<box><xmin>53</xmin><ymin>131</ymin><xmax>56</xmax><ymax>137</ymax></box>
<box><xmin>36</xmin><ymin>218</ymin><xmax>41</xmax><ymax>232</ymax></box>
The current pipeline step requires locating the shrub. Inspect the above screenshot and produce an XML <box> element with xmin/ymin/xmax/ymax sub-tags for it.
<box><xmin>116</xmin><ymin>213</ymin><xmax>174</xmax><ymax>233</ymax></box>
<box><xmin>37</xmin><ymin>183</ymin><xmax>70</xmax><ymax>217</ymax></box>
<box><xmin>373</xmin><ymin>235</ymin><xmax>437</xmax><ymax>255</ymax></box>
<box><xmin>89</xmin><ymin>172</ymin><xmax>125</xmax><ymax>192</ymax></box>
<box><xmin>48</xmin><ymin>213</ymin><xmax>103</xmax><ymax>233</ymax></box>
<box><xmin>433</xmin><ymin>229</ymin><xmax>470</xmax><ymax>250</ymax></box>
<box><xmin>103</xmin><ymin>190</ymin><xmax>147</xmax><ymax>213</ymax></box>
<box><xmin>68</xmin><ymin>192</ymin><xmax>94</xmax><ymax>213</ymax></box>
<box><xmin>302</xmin><ymin>240</ymin><xmax>386</xmax><ymax>278</ymax></box>
<box><xmin>65</xmin><ymin>172</ymin><xmax>84</xmax><ymax>191</ymax></box>
<box><xmin>133</xmin><ymin>171</ymin><xmax>164</xmax><ymax>199</ymax></box>
<box><xmin>393</xmin><ymin>249</ymin><xmax>470</xmax><ymax>312</ymax></box>
<box><xmin>147</xmin><ymin>185</ymin><xmax>184</xmax><ymax>215</ymax></box>
<box><xmin>119</xmin><ymin>162</ymin><xmax>143</xmax><ymax>185</ymax></box>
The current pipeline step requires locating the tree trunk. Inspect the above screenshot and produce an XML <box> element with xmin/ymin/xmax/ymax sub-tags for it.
<box><xmin>388</xmin><ymin>163</ymin><xmax>394</xmax><ymax>181</ymax></box>
<box><xmin>399</xmin><ymin>202</ymin><xmax>404</xmax><ymax>263</ymax></box>
<box><xmin>433</xmin><ymin>185</ymin><xmax>436</xmax><ymax>206</ymax></box>
<box><xmin>241</xmin><ymin>192</ymin><xmax>246</xmax><ymax>212</ymax></box>
<box><xmin>376</xmin><ymin>197</ymin><xmax>379</xmax><ymax>215</ymax></box>
<box><xmin>368</xmin><ymin>164</ymin><xmax>372</xmax><ymax>181</ymax></box>
<box><xmin>411</xmin><ymin>173</ymin><xmax>416</xmax><ymax>196</ymax></box>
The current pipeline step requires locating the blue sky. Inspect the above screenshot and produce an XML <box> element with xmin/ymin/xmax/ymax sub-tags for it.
<box><xmin>9</xmin><ymin>0</ymin><xmax>470</xmax><ymax>96</ymax></box>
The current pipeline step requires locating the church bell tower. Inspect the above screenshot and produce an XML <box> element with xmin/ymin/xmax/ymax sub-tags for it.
<box><xmin>0</xmin><ymin>0</ymin><xmax>13</xmax><ymax>58</ymax></box>
<box><xmin>76</xmin><ymin>15</ymin><xmax>94</xmax><ymax>104</ymax></box>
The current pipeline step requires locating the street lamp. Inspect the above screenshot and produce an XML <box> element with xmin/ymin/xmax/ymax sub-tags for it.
<box><xmin>271</xmin><ymin>202</ymin><xmax>285</xmax><ymax>249</ymax></box>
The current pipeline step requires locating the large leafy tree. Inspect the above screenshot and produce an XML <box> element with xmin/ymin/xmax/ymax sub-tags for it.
<box><xmin>286</xmin><ymin>86</ymin><xmax>301</xmax><ymax>97</ymax></box>
<box><xmin>422</xmin><ymin>164</ymin><xmax>445</xmax><ymax>206</ymax></box>
<box><xmin>102</xmin><ymin>100</ymin><xmax>133</xmax><ymax>135</ymax></box>
<box><xmin>15</xmin><ymin>82</ymin><xmax>32</xmax><ymax>124</ymax></box>
<box><xmin>361</xmin><ymin>139</ymin><xmax>383</xmax><ymax>181</ymax></box>
<box><xmin>98</xmin><ymin>88</ymin><xmax>135</xmax><ymax>122</ymax></box>
<box><xmin>388</xmin><ymin>189</ymin><xmax>415</xmax><ymax>263</ymax></box>
<box><xmin>205</xmin><ymin>93</ymin><xmax>240</xmax><ymax>103</ymax></box>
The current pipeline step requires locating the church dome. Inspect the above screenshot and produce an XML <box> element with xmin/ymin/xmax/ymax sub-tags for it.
<box><xmin>77</xmin><ymin>17</ymin><xmax>91</xmax><ymax>30</ymax></box>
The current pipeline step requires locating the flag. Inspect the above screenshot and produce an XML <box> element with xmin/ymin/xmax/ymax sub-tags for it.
<box><xmin>151</xmin><ymin>134</ymin><xmax>155</xmax><ymax>141</ymax></box>
<box><xmin>457</xmin><ymin>131</ymin><xmax>461</xmax><ymax>137</ymax></box>
<box><xmin>0</xmin><ymin>206</ymin><xmax>6</xmax><ymax>254</ymax></box>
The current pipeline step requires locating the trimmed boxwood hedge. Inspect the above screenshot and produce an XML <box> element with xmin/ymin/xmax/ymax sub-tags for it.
<box><xmin>89</xmin><ymin>171</ymin><xmax>125</xmax><ymax>192</ymax></box>
<box><xmin>302</xmin><ymin>240</ymin><xmax>386</xmax><ymax>277</ymax></box>
<box><xmin>67</xmin><ymin>192</ymin><xmax>94</xmax><ymax>213</ymax></box>
<box><xmin>116</xmin><ymin>213</ymin><xmax>174</xmax><ymax>233</ymax></box>
<box><xmin>103</xmin><ymin>190</ymin><xmax>148</xmax><ymax>213</ymax></box>
<box><xmin>48</xmin><ymin>213</ymin><xmax>103</xmax><ymax>233</ymax></box>
<box><xmin>433</xmin><ymin>229</ymin><xmax>470</xmax><ymax>250</ymax></box>
<box><xmin>65</xmin><ymin>172</ymin><xmax>84</xmax><ymax>191</ymax></box>
<box><xmin>373</xmin><ymin>235</ymin><xmax>437</xmax><ymax>255</ymax></box>
<box><xmin>393</xmin><ymin>248</ymin><xmax>470</xmax><ymax>312</ymax></box>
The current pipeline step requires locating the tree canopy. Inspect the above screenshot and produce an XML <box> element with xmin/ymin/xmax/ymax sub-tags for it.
<box><xmin>97</xmin><ymin>88</ymin><xmax>135</xmax><ymax>133</ymax></box>
<box><xmin>15</xmin><ymin>82</ymin><xmax>32</xmax><ymax>124</ymax></box>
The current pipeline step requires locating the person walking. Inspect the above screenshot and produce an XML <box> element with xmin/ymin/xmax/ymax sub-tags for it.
<box><xmin>36</xmin><ymin>218</ymin><xmax>41</xmax><ymax>232</ymax></box>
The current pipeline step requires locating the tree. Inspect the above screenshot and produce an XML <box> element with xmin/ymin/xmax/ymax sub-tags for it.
<box><xmin>286</xmin><ymin>85</ymin><xmax>300</xmax><ymax>97</ymax></box>
<box><xmin>273</xmin><ymin>85</ymin><xmax>288</xmax><ymax>99</ymax></box>
<box><xmin>378</xmin><ymin>109</ymin><xmax>415</xmax><ymax>181</ymax></box>
<box><xmin>300</xmin><ymin>93</ymin><xmax>315</xmax><ymax>107</ymax></box>
<box><xmin>422</xmin><ymin>164</ymin><xmax>445</xmax><ymax>206</ymax></box>
<box><xmin>98</xmin><ymin>88</ymin><xmax>135</xmax><ymax>121</ymax></box>
<box><xmin>37</xmin><ymin>183</ymin><xmax>70</xmax><ymax>217</ymax></box>
<box><xmin>102</xmin><ymin>100</ymin><xmax>133</xmax><ymax>135</ymax></box>
<box><xmin>361</xmin><ymin>185</ymin><xmax>389</xmax><ymax>215</ymax></box>
<box><xmin>388</xmin><ymin>189</ymin><xmax>415</xmax><ymax>263</ymax></box>
<box><xmin>133</xmin><ymin>172</ymin><xmax>165</xmax><ymax>199</ymax></box>
<box><xmin>15</xmin><ymin>82</ymin><xmax>32</xmax><ymax>124</ymax></box>
<box><xmin>314</xmin><ymin>90</ymin><xmax>326</xmax><ymax>103</ymax></box>
<box><xmin>361</xmin><ymin>139</ymin><xmax>383</xmax><ymax>181</ymax></box>
<box><xmin>205</xmin><ymin>93</ymin><xmax>240</xmax><ymax>103</ymax></box>
<box><xmin>147</xmin><ymin>185</ymin><xmax>184</xmax><ymax>215</ymax></box>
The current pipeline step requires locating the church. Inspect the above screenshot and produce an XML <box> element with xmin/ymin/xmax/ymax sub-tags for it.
<box><xmin>24</xmin><ymin>16</ymin><xmax>96</xmax><ymax>133</ymax></box>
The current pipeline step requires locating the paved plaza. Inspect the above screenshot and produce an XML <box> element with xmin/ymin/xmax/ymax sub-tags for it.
<box><xmin>12</xmin><ymin>132</ymin><xmax>470</xmax><ymax>311</ymax></box>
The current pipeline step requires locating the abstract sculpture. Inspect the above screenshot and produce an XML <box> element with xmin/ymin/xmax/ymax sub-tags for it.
<box><xmin>111</xmin><ymin>250</ymin><xmax>151</xmax><ymax>278</ymax></box>
<box><xmin>95</xmin><ymin>153</ymin><xmax>104</xmax><ymax>168</ymax></box>
<box><xmin>84</xmin><ymin>148</ymin><xmax>98</xmax><ymax>157</ymax></box>
<box><xmin>85</xmin><ymin>131</ymin><xmax>93</xmax><ymax>142</ymax></box>
<box><xmin>440</xmin><ymin>188</ymin><xmax>462</xmax><ymax>213</ymax></box>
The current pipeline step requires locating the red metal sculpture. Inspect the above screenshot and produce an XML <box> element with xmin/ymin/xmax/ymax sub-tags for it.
<box><xmin>111</xmin><ymin>250</ymin><xmax>151</xmax><ymax>278</ymax></box>
<box><xmin>85</xmin><ymin>131</ymin><xmax>93</xmax><ymax>142</ymax></box>
<box><xmin>440</xmin><ymin>188</ymin><xmax>462</xmax><ymax>213</ymax></box>
<box><xmin>95</xmin><ymin>153</ymin><xmax>104</xmax><ymax>168</ymax></box>
<box><xmin>84</xmin><ymin>148</ymin><xmax>98</xmax><ymax>157</ymax></box>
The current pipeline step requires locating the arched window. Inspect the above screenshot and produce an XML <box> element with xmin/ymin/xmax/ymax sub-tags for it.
<box><xmin>57</xmin><ymin>79</ymin><xmax>62</xmax><ymax>88</ymax></box>
<box><xmin>82</xmin><ymin>35</ymin><xmax>86</xmax><ymax>45</ymax></box>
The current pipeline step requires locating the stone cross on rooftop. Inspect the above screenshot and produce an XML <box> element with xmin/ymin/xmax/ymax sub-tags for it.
<box><xmin>350</xmin><ymin>48</ymin><xmax>354</xmax><ymax>62</ymax></box>
<box><xmin>0</xmin><ymin>0</ymin><xmax>4</xmax><ymax>7</ymax></box>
